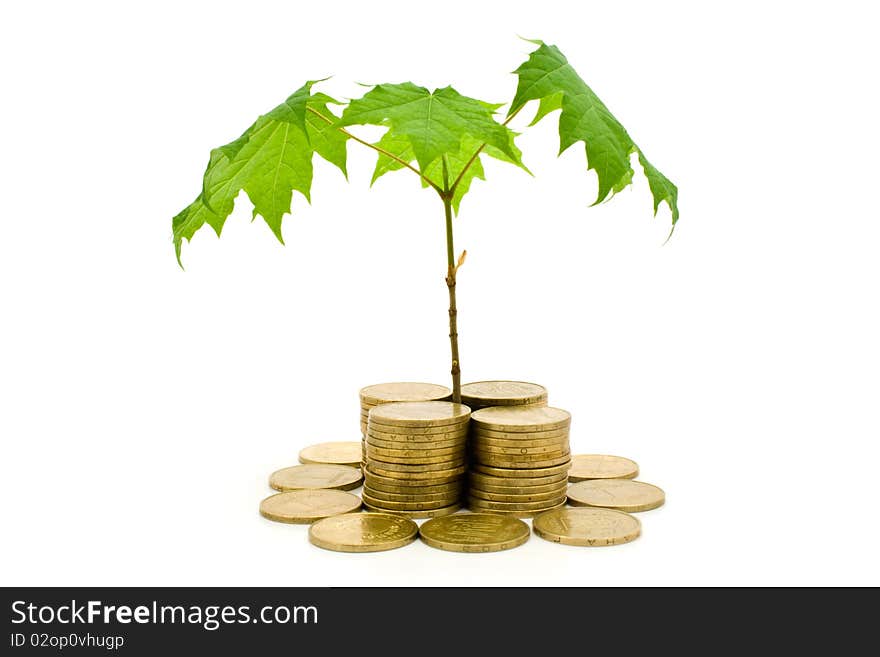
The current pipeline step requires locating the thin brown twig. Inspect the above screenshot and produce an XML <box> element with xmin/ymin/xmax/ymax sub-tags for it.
<box><xmin>448</xmin><ymin>105</ymin><xmax>524</xmax><ymax>195</ymax></box>
<box><xmin>307</xmin><ymin>106</ymin><xmax>444</xmax><ymax>194</ymax></box>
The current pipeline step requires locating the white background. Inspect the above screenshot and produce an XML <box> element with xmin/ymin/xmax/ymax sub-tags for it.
<box><xmin>2</xmin><ymin>0</ymin><xmax>878</xmax><ymax>586</ymax></box>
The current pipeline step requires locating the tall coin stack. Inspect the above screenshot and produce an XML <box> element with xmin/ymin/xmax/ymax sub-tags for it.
<box><xmin>460</xmin><ymin>380</ymin><xmax>548</xmax><ymax>412</ymax></box>
<box><xmin>467</xmin><ymin>405</ymin><xmax>572</xmax><ymax>517</ymax></box>
<box><xmin>358</xmin><ymin>382</ymin><xmax>451</xmax><ymax>465</ymax></box>
<box><xmin>362</xmin><ymin>401</ymin><xmax>471</xmax><ymax>518</ymax></box>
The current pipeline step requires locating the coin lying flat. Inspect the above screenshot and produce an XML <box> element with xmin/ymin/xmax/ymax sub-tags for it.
<box><xmin>366</xmin><ymin>443</ymin><xmax>466</xmax><ymax>459</ymax></box>
<box><xmin>471</xmin><ymin>453</ymin><xmax>571</xmax><ymax>469</ymax></box>
<box><xmin>467</xmin><ymin>495</ymin><xmax>568</xmax><ymax>512</ymax></box>
<box><xmin>419</xmin><ymin>513</ymin><xmax>530</xmax><ymax>553</ymax></box>
<box><xmin>309</xmin><ymin>512</ymin><xmax>418</xmax><ymax>553</ymax></box>
<box><xmin>361</xmin><ymin>501</ymin><xmax>461</xmax><ymax>519</ymax></box>
<box><xmin>361</xmin><ymin>492</ymin><xmax>459</xmax><ymax>511</ymax></box>
<box><xmin>364</xmin><ymin>472</ymin><xmax>464</xmax><ymax>493</ymax></box>
<box><xmin>359</xmin><ymin>382</ymin><xmax>451</xmax><ymax>406</ymax></box>
<box><xmin>471</xmin><ymin>447</ymin><xmax>570</xmax><ymax>462</ymax></box>
<box><xmin>367</xmin><ymin>428</ymin><xmax>468</xmax><ymax>443</ymax></box>
<box><xmin>460</xmin><ymin>381</ymin><xmax>548</xmax><ymax>410</ymax></box>
<box><xmin>471</xmin><ymin>435</ymin><xmax>569</xmax><ymax>449</ymax></box>
<box><xmin>469</xmin><ymin>487</ymin><xmax>566</xmax><ymax>503</ymax></box>
<box><xmin>471</xmin><ymin>427</ymin><xmax>570</xmax><ymax>441</ymax></box>
<box><xmin>567</xmin><ymin>479</ymin><xmax>665</xmax><ymax>512</ymax></box>
<box><xmin>533</xmin><ymin>507</ymin><xmax>641</xmax><ymax>546</ymax></box>
<box><xmin>471</xmin><ymin>442</ymin><xmax>569</xmax><ymax>456</ymax></box>
<box><xmin>369</xmin><ymin>401</ymin><xmax>471</xmax><ymax>427</ymax></box>
<box><xmin>259</xmin><ymin>489</ymin><xmax>362</xmax><ymax>524</ymax></box>
<box><xmin>369</xmin><ymin>418</ymin><xmax>470</xmax><ymax>440</ymax></box>
<box><xmin>298</xmin><ymin>442</ymin><xmax>363</xmax><ymax>468</ymax></box>
<box><xmin>367</xmin><ymin>436</ymin><xmax>466</xmax><ymax>451</ymax></box>
<box><xmin>568</xmin><ymin>454</ymin><xmax>639</xmax><ymax>482</ymax></box>
<box><xmin>363</xmin><ymin>486</ymin><xmax>462</xmax><ymax>503</ymax></box>
<box><xmin>472</xmin><ymin>462</ymin><xmax>571</xmax><ymax>478</ymax></box>
<box><xmin>471</xmin><ymin>500</ymin><xmax>566</xmax><ymax>518</ymax></box>
<box><xmin>469</xmin><ymin>471</ymin><xmax>569</xmax><ymax>488</ymax></box>
<box><xmin>367</xmin><ymin>452</ymin><xmax>465</xmax><ymax>472</ymax></box>
<box><xmin>470</xmin><ymin>406</ymin><xmax>570</xmax><ymax>432</ymax></box>
<box><xmin>470</xmin><ymin>479</ymin><xmax>568</xmax><ymax>495</ymax></box>
<box><xmin>269</xmin><ymin>464</ymin><xmax>363</xmax><ymax>492</ymax></box>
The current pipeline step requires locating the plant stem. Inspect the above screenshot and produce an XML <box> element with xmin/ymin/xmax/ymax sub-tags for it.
<box><xmin>441</xmin><ymin>157</ymin><xmax>462</xmax><ymax>403</ymax></box>
<box><xmin>448</xmin><ymin>105</ymin><xmax>524</xmax><ymax>195</ymax></box>
<box><xmin>444</xmin><ymin>199</ymin><xmax>462</xmax><ymax>404</ymax></box>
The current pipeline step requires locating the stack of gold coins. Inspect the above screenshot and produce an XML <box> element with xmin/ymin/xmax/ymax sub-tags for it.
<box><xmin>467</xmin><ymin>406</ymin><xmax>571</xmax><ymax>517</ymax></box>
<box><xmin>358</xmin><ymin>382</ymin><xmax>451</xmax><ymax>464</ymax></box>
<box><xmin>362</xmin><ymin>401</ymin><xmax>471</xmax><ymax>518</ymax></box>
<box><xmin>460</xmin><ymin>380</ymin><xmax>548</xmax><ymax>411</ymax></box>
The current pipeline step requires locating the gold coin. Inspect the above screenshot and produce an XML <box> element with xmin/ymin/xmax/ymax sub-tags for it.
<box><xmin>365</xmin><ymin>466</ymin><xmax>466</xmax><ymax>484</ymax></box>
<box><xmin>269</xmin><ymin>464</ymin><xmax>363</xmax><ymax>492</ymax></box>
<box><xmin>362</xmin><ymin>502</ymin><xmax>460</xmax><ymax>519</ymax></box>
<box><xmin>419</xmin><ymin>513</ymin><xmax>530</xmax><ymax>553</ymax></box>
<box><xmin>368</xmin><ymin>455</ymin><xmax>466</xmax><ymax>468</ymax></box>
<box><xmin>366</xmin><ymin>457</ymin><xmax>466</xmax><ymax>472</ymax></box>
<box><xmin>367</xmin><ymin>449</ymin><xmax>466</xmax><ymax>464</ymax></box>
<box><xmin>533</xmin><ymin>507</ymin><xmax>641</xmax><ymax>546</ymax></box>
<box><xmin>366</xmin><ymin>438</ymin><xmax>466</xmax><ymax>459</ymax></box>
<box><xmin>367</xmin><ymin>461</ymin><xmax>467</xmax><ymax>476</ymax></box>
<box><xmin>471</xmin><ymin>453</ymin><xmax>571</xmax><ymax>469</ymax></box>
<box><xmin>369</xmin><ymin>401</ymin><xmax>471</xmax><ymax>427</ymax></box>
<box><xmin>309</xmin><ymin>512</ymin><xmax>418</xmax><ymax>553</ymax></box>
<box><xmin>364</xmin><ymin>482</ymin><xmax>464</xmax><ymax>498</ymax></box>
<box><xmin>259</xmin><ymin>489</ymin><xmax>362</xmax><ymax>524</ymax></box>
<box><xmin>467</xmin><ymin>495</ymin><xmax>567</xmax><ymax>512</ymax></box>
<box><xmin>468</xmin><ymin>487</ymin><xmax>566</xmax><ymax>503</ymax></box>
<box><xmin>367</xmin><ymin>422</ymin><xmax>469</xmax><ymax>437</ymax></box>
<box><xmin>471</xmin><ymin>434</ymin><xmax>569</xmax><ymax>448</ymax></box>
<box><xmin>467</xmin><ymin>500</ymin><xmax>567</xmax><ymax>518</ymax></box>
<box><xmin>469</xmin><ymin>471</ymin><xmax>569</xmax><ymax>488</ymax></box>
<box><xmin>460</xmin><ymin>381</ymin><xmax>548</xmax><ymax>408</ymax></box>
<box><xmin>471</xmin><ymin>452</ymin><xmax>571</xmax><ymax>467</ymax></box>
<box><xmin>367</xmin><ymin>435</ymin><xmax>466</xmax><ymax>451</ymax></box>
<box><xmin>567</xmin><ymin>479</ymin><xmax>665</xmax><ymax>512</ymax></box>
<box><xmin>362</xmin><ymin>486</ymin><xmax>461</xmax><ymax>503</ymax></box>
<box><xmin>298</xmin><ymin>441</ymin><xmax>363</xmax><ymax>468</ymax></box>
<box><xmin>367</xmin><ymin>450</ymin><xmax>466</xmax><ymax>466</ymax></box>
<box><xmin>469</xmin><ymin>479</ymin><xmax>568</xmax><ymax>495</ymax></box>
<box><xmin>471</xmin><ymin>427</ymin><xmax>570</xmax><ymax>441</ymax></box>
<box><xmin>470</xmin><ymin>406</ymin><xmax>571</xmax><ymax>432</ymax></box>
<box><xmin>568</xmin><ymin>454</ymin><xmax>639</xmax><ymax>481</ymax></box>
<box><xmin>361</xmin><ymin>492</ymin><xmax>461</xmax><ymax>511</ymax></box>
<box><xmin>359</xmin><ymin>382</ymin><xmax>451</xmax><ymax>406</ymax></box>
<box><xmin>368</xmin><ymin>426</ymin><xmax>468</xmax><ymax>441</ymax></box>
<box><xmin>364</xmin><ymin>465</ymin><xmax>462</xmax><ymax>482</ymax></box>
<box><xmin>364</xmin><ymin>470</ymin><xmax>464</xmax><ymax>491</ymax></box>
<box><xmin>470</xmin><ymin>442</ymin><xmax>569</xmax><ymax>456</ymax></box>
<box><xmin>472</xmin><ymin>462</ymin><xmax>571</xmax><ymax>478</ymax></box>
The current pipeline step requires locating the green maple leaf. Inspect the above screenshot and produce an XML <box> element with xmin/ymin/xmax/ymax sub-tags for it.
<box><xmin>339</xmin><ymin>83</ymin><xmax>517</xmax><ymax>171</ymax></box>
<box><xmin>172</xmin><ymin>81</ymin><xmax>348</xmax><ymax>265</ymax></box>
<box><xmin>369</xmin><ymin>129</ymin><xmax>527</xmax><ymax>214</ymax></box>
<box><xmin>510</xmin><ymin>42</ymin><xmax>679</xmax><ymax>227</ymax></box>
<box><xmin>347</xmin><ymin>82</ymin><xmax>528</xmax><ymax>212</ymax></box>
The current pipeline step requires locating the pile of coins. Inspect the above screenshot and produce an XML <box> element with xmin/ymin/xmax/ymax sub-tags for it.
<box><xmin>467</xmin><ymin>405</ymin><xmax>572</xmax><ymax>517</ymax></box>
<box><xmin>361</xmin><ymin>401</ymin><xmax>471</xmax><ymax>518</ymax></box>
<box><xmin>258</xmin><ymin>379</ymin><xmax>668</xmax><ymax>553</ymax></box>
<box><xmin>358</xmin><ymin>382</ymin><xmax>451</xmax><ymax>463</ymax></box>
<box><xmin>460</xmin><ymin>380</ymin><xmax>547</xmax><ymax>411</ymax></box>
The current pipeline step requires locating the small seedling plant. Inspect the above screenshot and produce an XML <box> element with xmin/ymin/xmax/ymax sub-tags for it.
<box><xmin>173</xmin><ymin>40</ymin><xmax>679</xmax><ymax>402</ymax></box>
